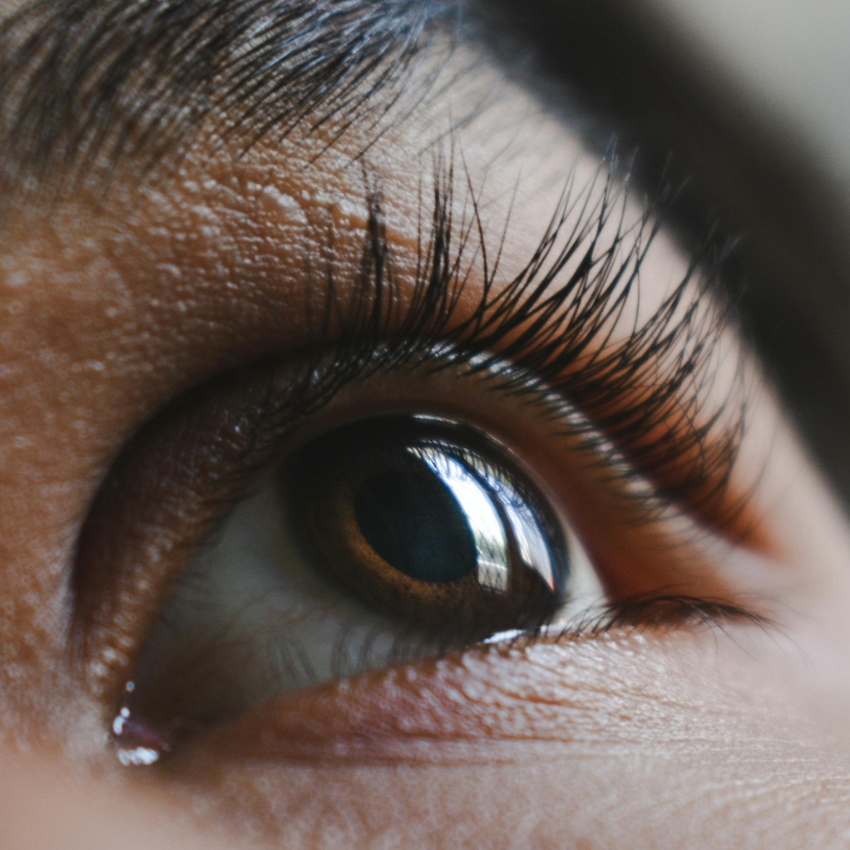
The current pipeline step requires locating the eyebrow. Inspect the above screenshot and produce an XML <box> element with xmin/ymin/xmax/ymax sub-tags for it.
<box><xmin>0</xmin><ymin>0</ymin><xmax>456</xmax><ymax>206</ymax></box>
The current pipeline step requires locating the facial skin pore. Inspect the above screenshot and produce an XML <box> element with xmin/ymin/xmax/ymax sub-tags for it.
<box><xmin>4</xmin><ymin>2</ymin><xmax>850</xmax><ymax>848</ymax></box>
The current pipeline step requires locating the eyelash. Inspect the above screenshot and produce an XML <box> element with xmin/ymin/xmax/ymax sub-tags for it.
<box><xmin>243</xmin><ymin>154</ymin><xmax>749</xmax><ymax>534</ymax></box>
<box><xmin>72</xmin><ymin>151</ymin><xmax>757</xmax><ymax>717</ymax></box>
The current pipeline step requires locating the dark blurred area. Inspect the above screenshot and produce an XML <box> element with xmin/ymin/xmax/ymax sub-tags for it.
<box><xmin>477</xmin><ymin>0</ymin><xmax>850</xmax><ymax>505</ymax></box>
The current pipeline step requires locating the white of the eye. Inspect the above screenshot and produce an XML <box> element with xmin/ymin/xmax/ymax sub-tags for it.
<box><xmin>133</xmin><ymin>485</ymin><xmax>407</xmax><ymax>710</ymax></box>
<box><xmin>548</xmin><ymin>527</ymin><xmax>602</xmax><ymax>626</ymax></box>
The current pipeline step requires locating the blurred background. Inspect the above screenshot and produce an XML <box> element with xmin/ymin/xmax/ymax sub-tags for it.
<box><xmin>651</xmin><ymin>0</ymin><xmax>850</xmax><ymax>193</ymax></box>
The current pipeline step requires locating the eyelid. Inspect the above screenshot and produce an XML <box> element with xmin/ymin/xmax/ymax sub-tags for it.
<box><xmin>70</xmin><ymin>159</ymin><xmax>769</xmax><ymax>717</ymax></box>
<box><xmin>171</xmin><ymin>617</ymin><xmax>765</xmax><ymax>768</ymax></box>
<box><xmin>71</xmin><ymin>366</ymin><xmax>287</xmax><ymax>698</ymax></box>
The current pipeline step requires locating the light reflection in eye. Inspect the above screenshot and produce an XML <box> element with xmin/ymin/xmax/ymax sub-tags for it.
<box><xmin>408</xmin><ymin>446</ymin><xmax>511</xmax><ymax>593</ymax></box>
<box><xmin>409</xmin><ymin>441</ymin><xmax>561</xmax><ymax>595</ymax></box>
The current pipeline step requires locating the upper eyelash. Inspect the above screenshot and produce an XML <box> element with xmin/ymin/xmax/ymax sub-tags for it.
<box><xmin>250</xmin><ymin>152</ymin><xmax>751</xmax><ymax>534</ymax></box>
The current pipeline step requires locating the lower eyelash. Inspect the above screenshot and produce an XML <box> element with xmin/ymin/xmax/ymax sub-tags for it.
<box><xmin>575</xmin><ymin>593</ymin><xmax>769</xmax><ymax>634</ymax></box>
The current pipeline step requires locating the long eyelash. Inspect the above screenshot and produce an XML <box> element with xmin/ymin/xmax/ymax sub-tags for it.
<box><xmin>255</xmin><ymin>152</ymin><xmax>751</xmax><ymax>535</ymax></box>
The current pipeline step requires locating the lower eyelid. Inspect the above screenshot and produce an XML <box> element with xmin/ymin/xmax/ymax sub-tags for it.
<box><xmin>144</xmin><ymin>627</ymin><xmax>840</xmax><ymax>850</ymax></box>
<box><xmin>168</xmin><ymin>624</ymin><xmax>763</xmax><ymax>769</ymax></box>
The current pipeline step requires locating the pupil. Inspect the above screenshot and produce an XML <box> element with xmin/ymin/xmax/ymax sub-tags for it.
<box><xmin>353</xmin><ymin>466</ymin><xmax>477</xmax><ymax>583</ymax></box>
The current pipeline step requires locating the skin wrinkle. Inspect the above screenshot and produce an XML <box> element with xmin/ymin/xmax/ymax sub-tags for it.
<box><xmin>158</xmin><ymin>634</ymin><xmax>850</xmax><ymax>849</ymax></box>
<box><xmin>4</xmin><ymin>1</ymin><xmax>850</xmax><ymax>849</ymax></box>
<box><xmin>120</xmin><ymin>626</ymin><xmax>850</xmax><ymax>848</ymax></box>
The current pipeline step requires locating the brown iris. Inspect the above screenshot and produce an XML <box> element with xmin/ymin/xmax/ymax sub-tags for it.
<box><xmin>283</xmin><ymin>416</ymin><xmax>570</xmax><ymax>640</ymax></box>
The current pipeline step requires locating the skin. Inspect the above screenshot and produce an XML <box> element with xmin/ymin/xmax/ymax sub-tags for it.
<box><xmin>4</xmin><ymin>4</ymin><xmax>850</xmax><ymax>849</ymax></box>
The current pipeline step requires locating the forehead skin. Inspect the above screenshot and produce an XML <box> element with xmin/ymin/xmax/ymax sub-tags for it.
<box><xmin>4</xmin><ymin>2</ymin><xmax>850</xmax><ymax>849</ymax></box>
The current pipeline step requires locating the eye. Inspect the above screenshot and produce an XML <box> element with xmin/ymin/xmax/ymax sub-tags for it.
<box><xmin>72</xmin><ymin>164</ymin><xmax>760</xmax><ymax>769</ymax></box>
<box><xmin>105</xmin><ymin>406</ymin><xmax>611</xmax><ymax>754</ymax></box>
<box><xmin>291</xmin><ymin>415</ymin><xmax>572</xmax><ymax>629</ymax></box>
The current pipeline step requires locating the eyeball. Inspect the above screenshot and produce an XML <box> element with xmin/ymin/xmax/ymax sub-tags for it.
<box><xmin>287</xmin><ymin>415</ymin><xmax>571</xmax><ymax>639</ymax></box>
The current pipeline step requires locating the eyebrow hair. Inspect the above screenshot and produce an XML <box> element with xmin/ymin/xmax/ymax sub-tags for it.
<box><xmin>0</xmin><ymin>0</ymin><xmax>456</xmax><ymax>207</ymax></box>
